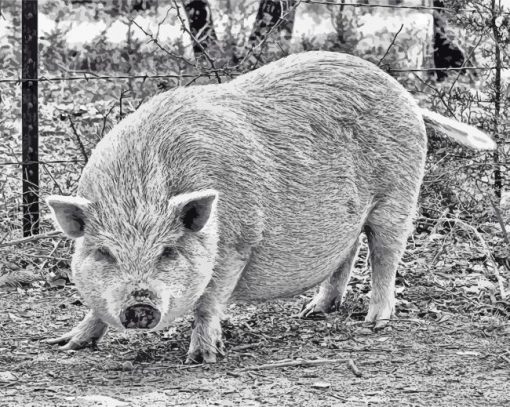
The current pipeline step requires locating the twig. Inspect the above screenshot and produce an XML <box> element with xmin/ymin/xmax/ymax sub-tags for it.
<box><xmin>68</xmin><ymin>116</ymin><xmax>88</xmax><ymax>164</ymax></box>
<box><xmin>238</xmin><ymin>358</ymin><xmax>346</xmax><ymax>372</ymax></box>
<box><xmin>119</xmin><ymin>89</ymin><xmax>131</xmax><ymax>120</ymax></box>
<box><xmin>378</xmin><ymin>24</ymin><xmax>404</xmax><ymax>67</ymax></box>
<box><xmin>99</xmin><ymin>103</ymin><xmax>116</xmax><ymax>140</ymax></box>
<box><xmin>347</xmin><ymin>359</ymin><xmax>362</xmax><ymax>377</ymax></box>
<box><xmin>231</xmin><ymin>341</ymin><xmax>264</xmax><ymax>352</ymax></box>
<box><xmin>447</xmin><ymin>33</ymin><xmax>487</xmax><ymax>99</ymax></box>
<box><xmin>412</xmin><ymin>72</ymin><xmax>456</xmax><ymax>118</ymax></box>
<box><xmin>491</xmin><ymin>202</ymin><xmax>510</xmax><ymax>247</ymax></box>
<box><xmin>0</xmin><ymin>231</ymin><xmax>62</xmax><ymax>248</ymax></box>
<box><xmin>130</xmin><ymin>16</ymin><xmax>194</xmax><ymax>68</ymax></box>
<box><xmin>22</xmin><ymin>252</ymin><xmax>69</xmax><ymax>262</ymax></box>
<box><xmin>479</xmin><ymin>181</ymin><xmax>510</xmax><ymax>247</ymax></box>
<box><xmin>39</xmin><ymin>238</ymin><xmax>64</xmax><ymax>272</ymax></box>
<box><xmin>172</xmin><ymin>0</ymin><xmax>222</xmax><ymax>84</ymax></box>
<box><xmin>41</xmin><ymin>163</ymin><xmax>64</xmax><ymax>195</ymax></box>
<box><xmin>235</xmin><ymin>0</ymin><xmax>302</xmax><ymax>69</ymax></box>
<box><xmin>435</xmin><ymin>216</ymin><xmax>507</xmax><ymax>299</ymax></box>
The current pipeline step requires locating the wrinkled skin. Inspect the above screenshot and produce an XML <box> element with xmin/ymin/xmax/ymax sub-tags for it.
<box><xmin>46</xmin><ymin>51</ymin><xmax>494</xmax><ymax>362</ymax></box>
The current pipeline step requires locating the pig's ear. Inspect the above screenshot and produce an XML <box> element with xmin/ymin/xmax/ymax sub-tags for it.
<box><xmin>170</xmin><ymin>189</ymin><xmax>218</xmax><ymax>232</ymax></box>
<box><xmin>46</xmin><ymin>195</ymin><xmax>90</xmax><ymax>239</ymax></box>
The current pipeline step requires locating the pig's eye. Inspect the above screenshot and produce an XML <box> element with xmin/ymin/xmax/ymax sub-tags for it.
<box><xmin>96</xmin><ymin>247</ymin><xmax>115</xmax><ymax>262</ymax></box>
<box><xmin>161</xmin><ymin>246</ymin><xmax>177</xmax><ymax>260</ymax></box>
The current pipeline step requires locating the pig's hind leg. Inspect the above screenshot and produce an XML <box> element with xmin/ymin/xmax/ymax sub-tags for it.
<box><xmin>44</xmin><ymin>310</ymin><xmax>108</xmax><ymax>350</ymax></box>
<box><xmin>364</xmin><ymin>201</ymin><xmax>415</xmax><ymax>329</ymax></box>
<box><xmin>299</xmin><ymin>238</ymin><xmax>361</xmax><ymax>318</ymax></box>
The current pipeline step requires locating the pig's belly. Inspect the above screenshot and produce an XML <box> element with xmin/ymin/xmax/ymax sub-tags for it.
<box><xmin>232</xmin><ymin>230</ymin><xmax>361</xmax><ymax>301</ymax></box>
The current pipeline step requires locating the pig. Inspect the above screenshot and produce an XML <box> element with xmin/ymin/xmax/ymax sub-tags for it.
<box><xmin>45</xmin><ymin>51</ymin><xmax>495</xmax><ymax>363</ymax></box>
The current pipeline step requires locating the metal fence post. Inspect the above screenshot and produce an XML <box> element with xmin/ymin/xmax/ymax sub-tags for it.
<box><xmin>22</xmin><ymin>0</ymin><xmax>39</xmax><ymax>236</ymax></box>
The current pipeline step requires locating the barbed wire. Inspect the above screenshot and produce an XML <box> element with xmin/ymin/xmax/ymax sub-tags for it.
<box><xmin>301</xmin><ymin>0</ymin><xmax>510</xmax><ymax>14</ymax></box>
<box><xmin>0</xmin><ymin>65</ymin><xmax>509</xmax><ymax>85</ymax></box>
<box><xmin>0</xmin><ymin>71</ymin><xmax>237</xmax><ymax>84</ymax></box>
<box><xmin>0</xmin><ymin>159</ymin><xmax>85</xmax><ymax>166</ymax></box>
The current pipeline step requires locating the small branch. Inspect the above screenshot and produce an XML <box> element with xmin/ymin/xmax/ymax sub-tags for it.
<box><xmin>41</xmin><ymin>163</ymin><xmax>64</xmax><ymax>195</ymax></box>
<box><xmin>99</xmin><ymin>103</ymin><xmax>116</xmax><ymax>140</ymax></box>
<box><xmin>447</xmin><ymin>33</ymin><xmax>487</xmax><ymax>98</ymax></box>
<box><xmin>347</xmin><ymin>358</ymin><xmax>362</xmax><ymax>377</ymax></box>
<box><xmin>236</xmin><ymin>1</ymin><xmax>302</xmax><ymax>69</ymax></box>
<box><xmin>119</xmin><ymin>89</ymin><xmax>131</xmax><ymax>120</ymax></box>
<box><xmin>231</xmin><ymin>341</ymin><xmax>264</xmax><ymax>352</ymax></box>
<box><xmin>435</xmin><ymin>216</ymin><xmax>507</xmax><ymax>300</ymax></box>
<box><xmin>238</xmin><ymin>358</ymin><xmax>346</xmax><ymax>372</ymax></box>
<box><xmin>0</xmin><ymin>231</ymin><xmax>62</xmax><ymax>248</ymax></box>
<box><xmin>378</xmin><ymin>24</ymin><xmax>403</xmax><ymax>67</ymax></box>
<box><xmin>39</xmin><ymin>238</ymin><xmax>64</xmax><ymax>272</ymax></box>
<box><xmin>411</xmin><ymin>72</ymin><xmax>456</xmax><ymax>118</ymax></box>
<box><xmin>68</xmin><ymin>116</ymin><xmax>88</xmax><ymax>164</ymax></box>
<box><xmin>172</xmin><ymin>0</ymin><xmax>222</xmax><ymax>84</ymax></box>
<box><xmin>130</xmin><ymin>15</ymin><xmax>194</xmax><ymax>68</ymax></box>
<box><xmin>481</xmin><ymin>181</ymin><xmax>510</xmax><ymax>247</ymax></box>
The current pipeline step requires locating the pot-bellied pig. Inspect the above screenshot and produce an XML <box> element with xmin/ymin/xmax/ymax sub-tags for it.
<box><xmin>46</xmin><ymin>51</ymin><xmax>495</xmax><ymax>363</ymax></box>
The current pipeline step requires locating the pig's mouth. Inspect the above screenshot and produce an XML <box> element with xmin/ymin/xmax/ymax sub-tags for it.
<box><xmin>119</xmin><ymin>304</ymin><xmax>161</xmax><ymax>329</ymax></box>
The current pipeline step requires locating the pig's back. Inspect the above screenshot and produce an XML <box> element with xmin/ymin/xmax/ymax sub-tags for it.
<box><xmin>223</xmin><ymin>52</ymin><xmax>427</xmax><ymax>299</ymax></box>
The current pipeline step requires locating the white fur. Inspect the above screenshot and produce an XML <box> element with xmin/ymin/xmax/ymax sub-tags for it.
<box><xmin>46</xmin><ymin>195</ymin><xmax>91</xmax><ymax>238</ymax></box>
<box><xmin>421</xmin><ymin>109</ymin><xmax>497</xmax><ymax>150</ymax></box>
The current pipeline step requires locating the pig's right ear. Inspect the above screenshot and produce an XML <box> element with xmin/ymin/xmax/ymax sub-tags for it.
<box><xmin>46</xmin><ymin>195</ymin><xmax>90</xmax><ymax>239</ymax></box>
<box><xmin>170</xmin><ymin>189</ymin><xmax>218</xmax><ymax>232</ymax></box>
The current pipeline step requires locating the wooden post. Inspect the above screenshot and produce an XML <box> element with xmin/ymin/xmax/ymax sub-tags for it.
<box><xmin>22</xmin><ymin>0</ymin><xmax>39</xmax><ymax>236</ymax></box>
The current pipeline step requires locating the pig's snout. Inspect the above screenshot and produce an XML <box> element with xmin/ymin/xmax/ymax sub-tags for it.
<box><xmin>120</xmin><ymin>304</ymin><xmax>161</xmax><ymax>329</ymax></box>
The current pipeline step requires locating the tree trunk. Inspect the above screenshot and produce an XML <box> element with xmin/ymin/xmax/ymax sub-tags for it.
<box><xmin>432</xmin><ymin>0</ymin><xmax>465</xmax><ymax>81</ymax></box>
<box><xmin>241</xmin><ymin>0</ymin><xmax>296</xmax><ymax>67</ymax></box>
<box><xmin>182</xmin><ymin>0</ymin><xmax>218</xmax><ymax>57</ymax></box>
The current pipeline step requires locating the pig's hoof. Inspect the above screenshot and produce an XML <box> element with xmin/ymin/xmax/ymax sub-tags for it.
<box><xmin>45</xmin><ymin>313</ymin><xmax>108</xmax><ymax>350</ymax></box>
<box><xmin>45</xmin><ymin>335</ymin><xmax>90</xmax><ymax>351</ymax></box>
<box><xmin>185</xmin><ymin>338</ymin><xmax>224</xmax><ymax>364</ymax></box>
<box><xmin>45</xmin><ymin>331</ymin><xmax>104</xmax><ymax>351</ymax></box>
<box><xmin>299</xmin><ymin>296</ymin><xmax>338</xmax><ymax>319</ymax></box>
<box><xmin>365</xmin><ymin>301</ymin><xmax>394</xmax><ymax>330</ymax></box>
<box><xmin>186</xmin><ymin>318</ymin><xmax>225</xmax><ymax>364</ymax></box>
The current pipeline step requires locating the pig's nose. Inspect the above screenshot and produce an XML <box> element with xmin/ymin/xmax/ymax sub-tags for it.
<box><xmin>120</xmin><ymin>304</ymin><xmax>161</xmax><ymax>329</ymax></box>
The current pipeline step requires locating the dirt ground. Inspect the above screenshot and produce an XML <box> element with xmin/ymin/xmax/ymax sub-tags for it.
<box><xmin>1</xmin><ymin>258</ymin><xmax>509</xmax><ymax>407</ymax></box>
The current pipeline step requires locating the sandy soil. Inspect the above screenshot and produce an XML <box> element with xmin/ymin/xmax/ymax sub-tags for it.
<box><xmin>1</xmin><ymin>267</ymin><xmax>509</xmax><ymax>407</ymax></box>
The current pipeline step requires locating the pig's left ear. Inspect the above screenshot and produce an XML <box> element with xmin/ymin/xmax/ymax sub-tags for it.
<box><xmin>170</xmin><ymin>189</ymin><xmax>218</xmax><ymax>232</ymax></box>
<box><xmin>46</xmin><ymin>195</ymin><xmax>90</xmax><ymax>239</ymax></box>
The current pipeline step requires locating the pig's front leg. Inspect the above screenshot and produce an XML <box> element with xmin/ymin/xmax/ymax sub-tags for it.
<box><xmin>186</xmin><ymin>247</ymin><xmax>251</xmax><ymax>364</ymax></box>
<box><xmin>45</xmin><ymin>310</ymin><xmax>108</xmax><ymax>350</ymax></box>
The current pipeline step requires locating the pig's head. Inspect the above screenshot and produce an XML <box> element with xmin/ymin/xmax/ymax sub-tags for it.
<box><xmin>46</xmin><ymin>190</ymin><xmax>219</xmax><ymax>331</ymax></box>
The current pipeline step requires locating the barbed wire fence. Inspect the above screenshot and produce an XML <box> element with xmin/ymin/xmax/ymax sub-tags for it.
<box><xmin>0</xmin><ymin>0</ymin><xmax>509</xmax><ymax>293</ymax></box>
